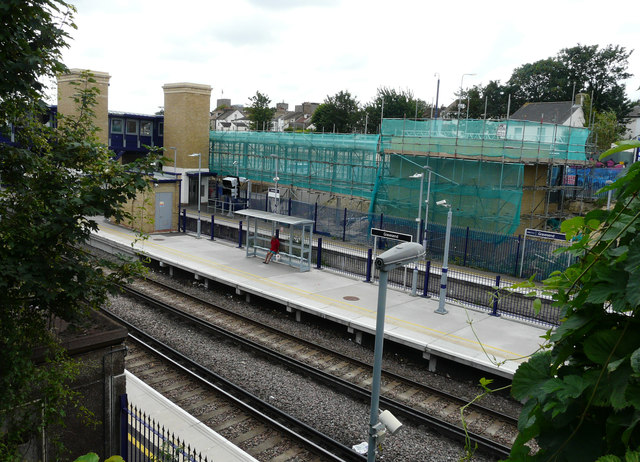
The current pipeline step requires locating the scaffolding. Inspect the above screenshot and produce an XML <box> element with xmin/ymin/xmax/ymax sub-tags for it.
<box><xmin>209</xmin><ymin>118</ymin><xmax>594</xmax><ymax>236</ymax></box>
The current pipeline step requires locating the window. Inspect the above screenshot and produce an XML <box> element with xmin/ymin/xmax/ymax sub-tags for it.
<box><xmin>158</xmin><ymin>122</ymin><xmax>164</xmax><ymax>137</ymax></box>
<box><xmin>126</xmin><ymin>120</ymin><xmax>138</xmax><ymax>135</ymax></box>
<box><xmin>140</xmin><ymin>121</ymin><xmax>152</xmax><ymax>136</ymax></box>
<box><xmin>111</xmin><ymin>118</ymin><xmax>123</xmax><ymax>133</ymax></box>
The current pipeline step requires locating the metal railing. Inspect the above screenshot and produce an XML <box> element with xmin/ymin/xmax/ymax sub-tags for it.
<box><xmin>121</xmin><ymin>396</ymin><xmax>208</xmax><ymax>462</ymax></box>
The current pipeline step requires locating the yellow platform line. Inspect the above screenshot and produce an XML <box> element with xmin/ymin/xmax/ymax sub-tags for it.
<box><xmin>98</xmin><ymin>226</ymin><xmax>529</xmax><ymax>361</ymax></box>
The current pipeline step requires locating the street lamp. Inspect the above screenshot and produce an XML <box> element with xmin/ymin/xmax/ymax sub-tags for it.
<box><xmin>368</xmin><ymin>242</ymin><xmax>425</xmax><ymax>462</ymax></box>
<box><xmin>271</xmin><ymin>154</ymin><xmax>280</xmax><ymax>214</ymax></box>
<box><xmin>456</xmin><ymin>73</ymin><xmax>476</xmax><ymax>120</ymax></box>
<box><xmin>435</xmin><ymin>199</ymin><xmax>453</xmax><ymax>315</ymax></box>
<box><xmin>434</xmin><ymin>73</ymin><xmax>440</xmax><ymax>119</ymax></box>
<box><xmin>169</xmin><ymin>146</ymin><xmax>177</xmax><ymax>173</ymax></box>
<box><xmin>409</xmin><ymin>168</ymin><xmax>433</xmax><ymax>295</ymax></box>
<box><xmin>188</xmin><ymin>153</ymin><xmax>202</xmax><ymax>238</ymax></box>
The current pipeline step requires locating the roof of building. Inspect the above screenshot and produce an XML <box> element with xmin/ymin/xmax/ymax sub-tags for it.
<box><xmin>510</xmin><ymin>101</ymin><xmax>581</xmax><ymax>124</ymax></box>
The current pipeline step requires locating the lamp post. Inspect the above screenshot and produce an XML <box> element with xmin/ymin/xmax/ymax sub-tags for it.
<box><xmin>169</xmin><ymin>146</ymin><xmax>177</xmax><ymax>173</ymax></box>
<box><xmin>368</xmin><ymin>242</ymin><xmax>425</xmax><ymax>462</ymax></box>
<box><xmin>189</xmin><ymin>153</ymin><xmax>202</xmax><ymax>238</ymax></box>
<box><xmin>409</xmin><ymin>172</ymin><xmax>425</xmax><ymax>296</ymax></box>
<box><xmin>435</xmin><ymin>200</ymin><xmax>453</xmax><ymax>314</ymax></box>
<box><xmin>272</xmin><ymin>154</ymin><xmax>280</xmax><ymax>214</ymax></box>
<box><xmin>456</xmin><ymin>73</ymin><xmax>476</xmax><ymax>120</ymax></box>
<box><xmin>434</xmin><ymin>73</ymin><xmax>440</xmax><ymax>119</ymax></box>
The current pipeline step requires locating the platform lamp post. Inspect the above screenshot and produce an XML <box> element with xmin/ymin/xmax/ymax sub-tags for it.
<box><xmin>409</xmin><ymin>168</ymin><xmax>430</xmax><ymax>295</ymax></box>
<box><xmin>169</xmin><ymin>146</ymin><xmax>177</xmax><ymax>173</ymax></box>
<box><xmin>189</xmin><ymin>153</ymin><xmax>202</xmax><ymax>238</ymax></box>
<box><xmin>434</xmin><ymin>73</ymin><xmax>440</xmax><ymax>119</ymax></box>
<box><xmin>456</xmin><ymin>73</ymin><xmax>476</xmax><ymax>120</ymax></box>
<box><xmin>368</xmin><ymin>242</ymin><xmax>425</xmax><ymax>462</ymax></box>
<box><xmin>435</xmin><ymin>200</ymin><xmax>453</xmax><ymax>314</ymax></box>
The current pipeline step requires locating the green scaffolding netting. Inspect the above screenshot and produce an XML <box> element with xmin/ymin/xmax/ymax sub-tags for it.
<box><xmin>373</xmin><ymin>154</ymin><xmax>524</xmax><ymax>235</ymax></box>
<box><xmin>381</xmin><ymin>118</ymin><xmax>591</xmax><ymax>162</ymax></box>
<box><xmin>210</xmin><ymin>131</ymin><xmax>379</xmax><ymax>197</ymax></box>
<box><xmin>209</xmin><ymin>118</ymin><xmax>591</xmax><ymax>235</ymax></box>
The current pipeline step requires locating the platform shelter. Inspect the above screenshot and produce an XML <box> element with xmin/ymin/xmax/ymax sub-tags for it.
<box><xmin>235</xmin><ymin>209</ymin><xmax>314</xmax><ymax>272</ymax></box>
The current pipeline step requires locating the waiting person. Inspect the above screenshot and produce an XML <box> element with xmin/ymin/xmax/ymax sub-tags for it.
<box><xmin>264</xmin><ymin>234</ymin><xmax>280</xmax><ymax>264</ymax></box>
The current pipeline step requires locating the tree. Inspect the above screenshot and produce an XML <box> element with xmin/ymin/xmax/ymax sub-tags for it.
<box><xmin>0</xmin><ymin>3</ymin><xmax>163</xmax><ymax>458</ymax></box>
<box><xmin>559</xmin><ymin>44</ymin><xmax>633</xmax><ymax>119</ymax></box>
<box><xmin>464</xmin><ymin>81</ymin><xmax>512</xmax><ymax>119</ymax></box>
<box><xmin>311</xmin><ymin>90</ymin><xmax>361</xmax><ymax>133</ymax></box>
<box><xmin>506</xmin><ymin>44</ymin><xmax>633</xmax><ymax>120</ymax></box>
<box><xmin>247</xmin><ymin>91</ymin><xmax>276</xmax><ymax>131</ymax></box>
<box><xmin>0</xmin><ymin>0</ymin><xmax>76</xmax><ymax>107</ymax></box>
<box><xmin>508</xmin><ymin>140</ymin><xmax>640</xmax><ymax>461</ymax></box>
<box><xmin>363</xmin><ymin>87</ymin><xmax>428</xmax><ymax>133</ymax></box>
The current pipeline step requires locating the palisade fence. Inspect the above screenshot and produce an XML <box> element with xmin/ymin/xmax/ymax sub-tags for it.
<box><xmin>204</xmin><ymin>192</ymin><xmax>573</xmax><ymax>280</ymax></box>
<box><xmin>182</xmin><ymin>201</ymin><xmax>561</xmax><ymax>325</ymax></box>
<box><xmin>121</xmin><ymin>398</ymin><xmax>207</xmax><ymax>462</ymax></box>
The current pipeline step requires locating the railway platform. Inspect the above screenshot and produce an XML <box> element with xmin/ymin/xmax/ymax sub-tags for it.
<box><xmin>91</xmin><ymin>217</ymin><xmax>551</xmax><ymax>381</ymax></box>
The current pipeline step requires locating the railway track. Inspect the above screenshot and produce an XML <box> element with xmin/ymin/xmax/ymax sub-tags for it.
<box><xmin>113</xmin><ymin>276</ymin><xmax>517</xmax><ymax>459</ymax></box>
<box><xmin>122</xmin><ymin>329</ymin><xmax>361</xmax><ymax>461</ymax></box>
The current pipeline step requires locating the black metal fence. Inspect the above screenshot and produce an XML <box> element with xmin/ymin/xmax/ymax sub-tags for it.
<box><xmin>121</xmin><ymin>396</ymin><xmax>208</xmax><ymax>462</ymax></box>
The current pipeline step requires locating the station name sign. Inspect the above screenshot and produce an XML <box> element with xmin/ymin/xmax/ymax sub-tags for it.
<box><xmin>525</xmin><ymin>228</ymin><xmax>566</xmax><ymax>241</ymax></box>
<box><xmin>371</xmin><ymin>227</ymin><xmax>413</xmax><ymax>242</ymax></box>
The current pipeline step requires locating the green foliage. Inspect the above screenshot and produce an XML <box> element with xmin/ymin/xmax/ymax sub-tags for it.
<box><xmin>73</xmin><ymin>453</ymin><xmax>124</xmax><ymax>462</ymax></box>
<box><xmin>0</xmin><ymin>0</ymin><xmax>75</xmax><ymax>104</ymax></box>
<box><xmin>363</xmin><ymin>87</ymin><xmax>427</xmax><ymax>133</ymax></box>
<box><xmin>247</xmin><ymin>90</ymin><xmax>276</xmax><ymax>131</ymax></box>
<box><xmin>311</xmin><ymin>90</ymin><xmax>361</xmax><ymax>133</ymax></box>
<box><xmin>507</xmin><ymin>140</ymin><xmax>640</xmax><ymax>461</ymax></box>
<box><xmin>0</xmin><ymin>15</ymin><xmax>164</xmax><ymax>458</ymax></box>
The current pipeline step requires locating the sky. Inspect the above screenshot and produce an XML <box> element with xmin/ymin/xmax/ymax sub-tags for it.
<box><xmin>56</xmin><ymin>0</ymin><xmax>640</xmax><ymax>115</ymax></box>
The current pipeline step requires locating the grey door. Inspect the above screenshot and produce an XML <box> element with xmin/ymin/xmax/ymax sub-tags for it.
<box><xmin>155</xmin><ymin>192</ymin><xmax>173</xmax><ymax>231</ymax></box>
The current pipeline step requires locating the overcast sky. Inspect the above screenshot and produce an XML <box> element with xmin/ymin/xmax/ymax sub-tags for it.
<box><xmin>58</xmin><ymin>0</ymin><xmax>640</xmax><ymax>115</ymax></box>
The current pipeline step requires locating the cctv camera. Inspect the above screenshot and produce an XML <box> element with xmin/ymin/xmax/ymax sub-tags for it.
<box><xmin>379</xmin><ymin>410</ymin><xmax>402</xmax><ymax>435</ymax></box>
<box><xmin>436</xmin><ymin>199</ymin><xmax>447</xmax><ymax>206</ymax></box>
<box><xmin>374</xmin><ymin>242</ymin><xmax>425</xmax><ymax>272</ymax></box>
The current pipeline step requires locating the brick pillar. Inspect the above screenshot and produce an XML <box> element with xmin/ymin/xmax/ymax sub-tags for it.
<box><xmin>57</xmin><ymin>69</ymin><xmax>110</xmax><ymax>145</ymax></box>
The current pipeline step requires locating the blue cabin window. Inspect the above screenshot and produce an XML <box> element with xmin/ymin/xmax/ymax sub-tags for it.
<box><xmin>158</xmin><ymin>122</ymin><xmax>164</xmax><ymax>137</ymax></box>
<box><xmin>126</xmin><ymin>120</ymin><xmax>138</xmax><ymax>135</ymax></box>
<box><xmin>111</xmin><ymin>118</ymin><xmax>123</xmax><ymax>133</ymax></box>
<box><xmin>140</xmin><ymin>121</ymin><xmax>152</xmax><ymax>136</ymax></box>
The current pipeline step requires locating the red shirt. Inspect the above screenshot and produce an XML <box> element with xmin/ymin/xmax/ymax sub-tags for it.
<box><xmin>270</xmin><ymin>237</ymin><xmax>280</xmax><ymax>252</ymax></box>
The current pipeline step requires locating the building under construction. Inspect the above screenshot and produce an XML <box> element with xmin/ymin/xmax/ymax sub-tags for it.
<box><xmin>210</xmin><ymin>117</ymin><xmax>594</xmax><ymax>235</ymax></box>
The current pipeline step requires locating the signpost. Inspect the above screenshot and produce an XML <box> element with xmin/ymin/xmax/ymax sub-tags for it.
<box><xmin>519</xmin><ymin>228</ymin><xmax>567</xmax><ymax>278</ymax></box>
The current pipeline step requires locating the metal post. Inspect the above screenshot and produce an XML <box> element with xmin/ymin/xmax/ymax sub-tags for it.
<box><xmin>366</xmin><ymin>248</ymin><xmax>373</xmax><ymax>282</ymax></box>
<box><xmin>210</xmin><ymin>214</ymin><xmax>215</xmax><ymax>240</ymax></box>
<box><xmin>188</xmin><ymin>153</ymin><xmax>202</xmax><ymax>238</ymax></box>
<box><xmin>423</xmin><ymin>170</ymin><xmax>432</xmax><ymax>249</ymax></box>
<box><xmin>492</xmin><ymin>275</ymin><xmax>501</xmax><ymax>317</ymax></box>
<box><xmin>343</xmin><ymin>207</ymin><xmax>347</xmax><ymax>242</ymax></box>
<box><xmin>367</xmin><ymin>269</ymin><xmax>389</xmax><ymax>462</ymax></box>
<box><xmin>436</xmin><ymin>206</ymin><xmax>452</xmax><ymax>315</ymax></box>
<box><xmin>316</xmin><ymin>237</ymin><xmax>322</xmax><ymax>269</ymax></box>
<box><xmin>238</xmin><ymin>221</ymin><xmax>243</xmax><ymax>248</ymax></box>
<box><xmin>170</xmin><ymin>146</ymin><xmax>177</xmax><ymax>173</ymax></box>
<box><xmin>182</xmin><ymin>208</ymin><xmax>186</xmax><ymax>233</ymax></box>
<box><xmin>423</xmin><ymin>261</ymin><xmax>431</xmax><ymax>297</ymax></box>
<box><xmin>434</xmin><ymin>73</ymin><xmax>440</xmax><ymax>119</ymax></box>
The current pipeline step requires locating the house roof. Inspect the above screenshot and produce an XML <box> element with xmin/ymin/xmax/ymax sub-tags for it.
<box><xmin>510</xmin><ymin>101</ymin><xmax>581</xmax><ymax>124</ymax></box>
<box><xmin>628</xmin><ymin>104</ymin><xmax>640</xmax><ymax>118</ymax></box>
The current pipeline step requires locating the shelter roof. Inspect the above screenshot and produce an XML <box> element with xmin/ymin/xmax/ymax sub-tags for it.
<box><xmin>235</xmin><ymin>209</ymin><xmax>314</xmax><ymax>226</ymax></box>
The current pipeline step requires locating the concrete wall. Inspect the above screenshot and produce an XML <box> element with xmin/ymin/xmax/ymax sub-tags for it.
<box><xmin>57</xmin><ymin>69</ymin><xmax>110</xmax><ymax>145</ymax></box>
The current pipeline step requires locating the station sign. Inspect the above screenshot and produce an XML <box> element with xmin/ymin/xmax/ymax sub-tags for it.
<box><xmin>525</xmin><ymin>228</ymin><xmax>566</xmax><ymax>241</ymax></box>
<box><xmin>371</xmin><ymin>227</ymin><xmax>413</xmax><ymax>243</ymax></box>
